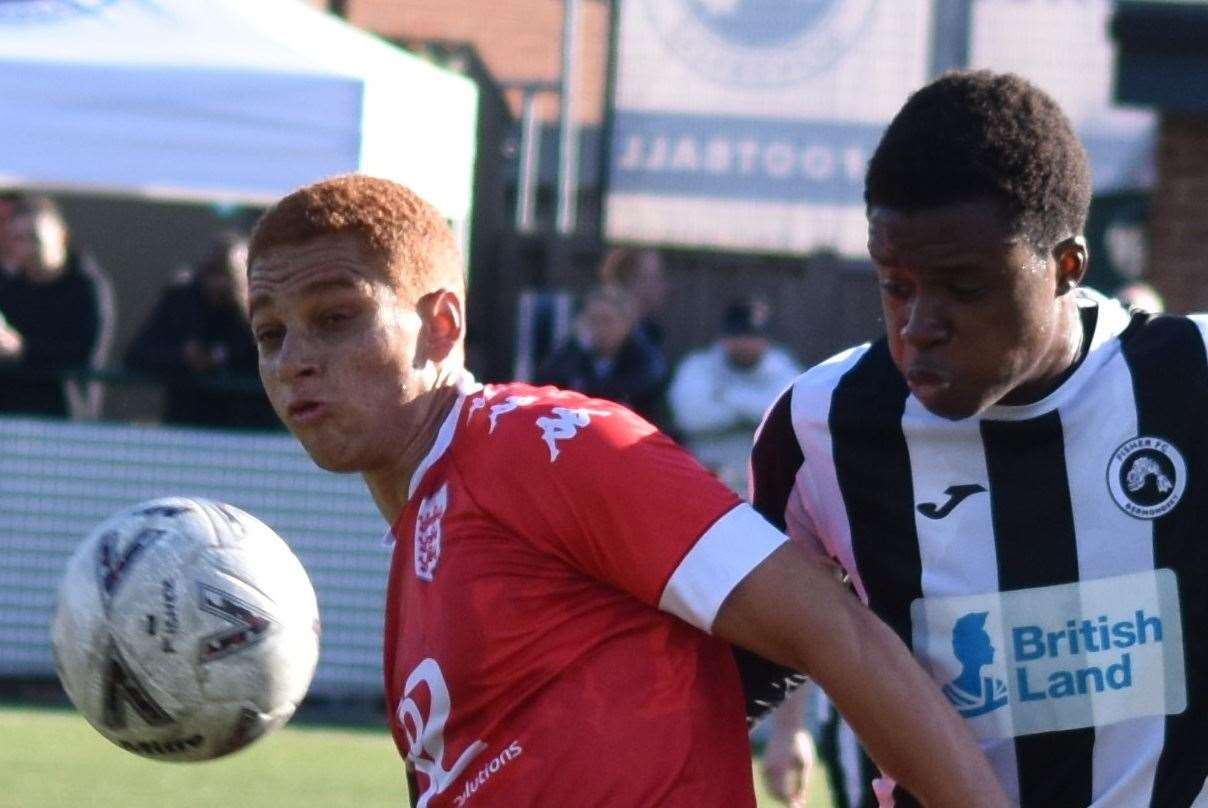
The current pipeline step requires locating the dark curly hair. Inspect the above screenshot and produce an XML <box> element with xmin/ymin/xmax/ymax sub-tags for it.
<box><xmin>865</xmin><ymin>70</ymin><xmax>1092</xmax><ymax>250</ymax></box>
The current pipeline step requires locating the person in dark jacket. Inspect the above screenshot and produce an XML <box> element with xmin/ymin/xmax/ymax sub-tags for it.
<box><xmin>0</xmin><ymin>195</ymin><xmax>113</xmax><ymax>417</ymax></box>
<box><xmin>125</xmin><ymin>232</ymin><xmax>278</xmax><ymax>429</ymax></box>
<box><xmin>534</xmin><ymin>284</ymin><xmax>670</xmax><ymax>427</ymax></box>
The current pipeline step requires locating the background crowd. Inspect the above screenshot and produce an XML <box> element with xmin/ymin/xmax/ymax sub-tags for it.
<box><xmin>0</xmin><ymin>198</ymin><xmax>818</xmax><ymax>477</ymax></box>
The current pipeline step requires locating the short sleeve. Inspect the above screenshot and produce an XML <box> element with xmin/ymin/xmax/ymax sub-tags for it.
<box><xmin>750</xmin><ymin>385</ymin><xmax>827</xmax><ymax>558</ymax></box>
<box><xmin>464</xmin><ymin>389</ymin><xmax>784</xmax><ymax>631</ymax></box>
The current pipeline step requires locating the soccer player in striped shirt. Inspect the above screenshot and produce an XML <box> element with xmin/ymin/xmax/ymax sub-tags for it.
<box><xmin>755</xmin><ymin>69</ymin><xmax>1208</xmax><ymax>807</ymax></box>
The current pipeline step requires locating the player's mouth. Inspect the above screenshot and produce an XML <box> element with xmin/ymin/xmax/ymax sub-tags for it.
<box><xmin>905</xmin><ymin>366</ymin><xmax>952</xmax><ymax>397</ymax></box>
<box><xmin>286</xmin><ymin>399</ymin><xmax>329</xmax><ymax>425</ymax></box>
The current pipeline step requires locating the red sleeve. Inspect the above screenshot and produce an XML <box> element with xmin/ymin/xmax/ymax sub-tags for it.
<box><xmin>461</xmin><ymin>388</ymin><xmax>743</xmax><ymax>607</ymax></box>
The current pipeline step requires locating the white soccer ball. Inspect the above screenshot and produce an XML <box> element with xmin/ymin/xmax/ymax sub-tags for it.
<box><xmin>51</xmin><ymin>497</ymin><xmax>320</xmax><ymax>762</ymax></box>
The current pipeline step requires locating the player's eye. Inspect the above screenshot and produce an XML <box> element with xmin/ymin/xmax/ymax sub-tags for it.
<box><xmin>254</xmin><ymin>325</ymin><xmax>284</xmax><ymax>348</ymax></box>
<box><xmin>879</xmin><ymin>280</ymin><xmax>912</xmax><ymax>300</ymax></box>
<box><xmin>949</xmin><ymin>284</ymin><xmax>987</xmax><ymax>302</ymax></box>
<box><xmin>319</xmin><ymin>310</ymin><xmax>353</xmax><ymax>329</ymax></box>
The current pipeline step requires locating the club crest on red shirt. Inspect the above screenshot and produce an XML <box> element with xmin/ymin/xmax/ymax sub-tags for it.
<box><xmin>415</xmin><ymin>483</ymin><xmax>449</xmax><ymax>581</ymax></box>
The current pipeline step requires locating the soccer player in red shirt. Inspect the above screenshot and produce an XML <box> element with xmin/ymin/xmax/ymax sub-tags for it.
<box><xmin>246</xmin><ymin>175</ymin><xmax>1006</xmax><ymax>808</ymax></box>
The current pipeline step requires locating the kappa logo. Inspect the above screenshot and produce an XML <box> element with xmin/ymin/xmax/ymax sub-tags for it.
<box><xmin>415</xmin><ymin>484</ymin><xmax>449</xmax><ymax>581</ymax></box>
<box><xmin>465</xmin><ymin>396</ymin><xmax>486</xmax><ymax>423</ymax></box>
<box><xmin>1107</xmin><ymin>436</ymin><xmax>1187</xmax><ymax>519</ymax></box>
<box><xmin>488</xmin><ymin>396</ymin><xmax>538</xmax><ymax>434</ymax></box>
<box><xmin>535</xmin><ymin>406</ymin><xmax>611</xmax><ymax>461</ymax></box>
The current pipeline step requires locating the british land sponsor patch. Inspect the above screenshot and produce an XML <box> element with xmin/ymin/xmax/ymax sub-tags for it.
<box><xmin>911</xmin><ymin>569</ymin><xmax>1186</xmax><ymax>739</ymax></box>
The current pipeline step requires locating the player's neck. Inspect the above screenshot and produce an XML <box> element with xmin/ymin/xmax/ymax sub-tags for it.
<box><xmin>1000</xmin><ymin>299</ymin><xmax>1088</xmax><ymax>406</ymax></box>
<box><xmin>363</xmin><ymin>382</ymin><xmax>463</xmax><ymax>525</ymax></box>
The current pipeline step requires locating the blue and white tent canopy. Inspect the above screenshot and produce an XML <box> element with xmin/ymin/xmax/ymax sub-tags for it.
<box><xmin>0</xmin><ymin>0</ymin><xmax>478</xmax><ymax>219</ymax></box>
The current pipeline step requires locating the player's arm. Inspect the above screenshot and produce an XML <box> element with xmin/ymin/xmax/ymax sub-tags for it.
<box><xmin>712</xmin><ymin>541</ymin><xmax>1007</xmax><ymax>808</ymax></box>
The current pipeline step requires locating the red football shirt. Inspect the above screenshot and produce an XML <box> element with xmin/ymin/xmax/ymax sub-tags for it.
<box><xmin>383</xmin><ymin>383</ymin><xmax>787</xmax><ymax>807</ymax></box>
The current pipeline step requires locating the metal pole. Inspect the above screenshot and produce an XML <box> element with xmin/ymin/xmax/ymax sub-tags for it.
<box><xmin>516</xmin><ymin>90</ymin><xmax>542</xmax><ymax>234</ymax></box>
<box><xmin>556</xmin><ymin>0</ymin><xmax>581</xmax><ymax>235</ymax></box>
<box><xmin>929</xmin><ymin>0</ymin><xmax>972</xmax><ymax>77</ymax></box>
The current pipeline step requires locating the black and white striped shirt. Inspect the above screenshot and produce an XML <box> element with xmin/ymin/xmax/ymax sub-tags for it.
<box><xmin>751</xmin><ymin>292</ymin><xmax>1208</xmax><ymax>807</ymax></box>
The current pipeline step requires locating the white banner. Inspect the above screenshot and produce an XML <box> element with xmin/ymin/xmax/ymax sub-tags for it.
<box><xmin>605</xmin><ymin>0</ymin><xmax>1154</xmax><ymax>257</ymax></box>
<box><xmin>606</xmin><ymin>0</ymin><xmax>932</xmax><ymax>256</ymax></box>
<box><xmin>968</xmin><ymin>0</ymin><xmax>1155</xmax><ymax>192</ymax></box>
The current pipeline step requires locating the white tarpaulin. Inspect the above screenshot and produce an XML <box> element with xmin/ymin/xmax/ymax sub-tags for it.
<box><xmin>0</xmin><ymin>0</ymin><xmax>478</xmax><ymax>219</ymax></box>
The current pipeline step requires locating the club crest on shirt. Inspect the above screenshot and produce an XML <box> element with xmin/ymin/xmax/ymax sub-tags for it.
<box><xmin>1106</xmin><ymin>437</ymin><xmax>1187</xmax><ymax>520</ymax></box>
<box><xmin>415</xmin><ymin>484</ymin><xmax>449</xmax><ymax>581</ymax></box>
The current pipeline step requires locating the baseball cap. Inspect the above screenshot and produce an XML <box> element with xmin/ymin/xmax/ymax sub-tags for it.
<box><xmin>720</xmin><ymin>299</ymin><xmax>771</xmax><ymax>337</ymax></box>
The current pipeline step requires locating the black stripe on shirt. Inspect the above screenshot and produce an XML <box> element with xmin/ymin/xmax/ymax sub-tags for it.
<box><xmin>982</xmin><ymin>413</ymin><xmax>1094</xmax><ymax>808</ymax></box>
<box><xmin>830</xmin><ymin>341</ymin><xmax>921</xmax><ymax>644</ymax></box>
<box><xmin>740</xmin><ymin>385</ymin><xmax>808</xmax><ymax>724</ymax></box>
<box><xmin>829</xmin><ymin>342</ymin><xmax>924</xmax><ymax>808</ymax></box>
<box><xmin>1120</xmin><ymin>314</ymin><xmax>1208</xmax><ymax>808</ymax></box>
<box><xmin>751</xmin><ymin>386</ymin><xmax>803</xmax><ymax>532</ymax></box>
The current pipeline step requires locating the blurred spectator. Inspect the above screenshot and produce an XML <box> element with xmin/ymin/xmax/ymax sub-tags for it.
<box><xmin>0</xmin><ymin>191</ymin><xmax>22</xmax><ymax>285</ymax></box>
<box><xmin>0</xmin><ymin>195</ymin><xmax>114</xmax><ymax>417</ymax></box>
<box><xmin>535</xmin><ymin>284</ymin><xmax>670</xmax><ymax>426</ymax></box>
<box><xmin>1116</xmin><ymin>281</ymin><xmax>1165</xmax><ymax>313</ymax></box>
<box><xmin>598</xmin><ymin>247</ymin><xmax>669</xmax><ymax>347</ymax></box>
<box><xmin>0</xmin><ymin>192</ymin><xmax>20</xmax><ymax>352</ymax></box>
<box><xmin>668</xmin><ymin>298</ymin><xmax>802</xmax><ymax>493</ymax></box>
<box><xmin>125</xmin><ymin>232</ymin><xmax>278</xmax><ymax>430</ymax></box>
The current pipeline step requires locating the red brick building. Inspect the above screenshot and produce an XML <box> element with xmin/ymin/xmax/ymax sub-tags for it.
<box><xmin>342</xmin><ymin>0</ymin><xmax>612</xmax><ymax>124</ymax></box>
<box><xmin>1114</xmin><ymin>1</ymin><xmax>1208</xmax><ymax>314</ymax></box>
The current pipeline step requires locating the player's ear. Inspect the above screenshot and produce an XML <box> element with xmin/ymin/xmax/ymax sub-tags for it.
<box><xmin>416</xmin><ymin>289</ymin><xmax>463</xmax><ymax>362</ymax></box>
<box><xmin>1052</xmin><ymin>236</ymin><xmax>1088</xmax><ymax>296</ymax></box>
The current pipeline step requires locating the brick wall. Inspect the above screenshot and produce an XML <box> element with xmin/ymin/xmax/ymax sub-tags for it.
<box><xmin>345</xmin><ymin>0</ymin><xmax>612</xmax><ymax>123</ymax></box>
<box><xmin>1150</xmin><ymin>113</ymin><xmax>1208</xmax><ymax>314</ymax></box>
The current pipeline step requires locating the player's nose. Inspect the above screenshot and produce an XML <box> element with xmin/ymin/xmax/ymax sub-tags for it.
<box><xmin>274</xmin><ymin>331</ymin><xmax>320</xmax><ymax>381</ymax></box>
<box><xmin>900</xmin><ymin>294</ymin><xmax>951</xmax><ymax>348</ymax></box>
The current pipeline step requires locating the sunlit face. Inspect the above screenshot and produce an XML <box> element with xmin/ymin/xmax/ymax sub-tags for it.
<box><xmin>249</xmin><ymin>234</ymin><xmax>433</xmax><ymax>473</ymax></box>
<box><xmin>870</xmin><ymin>200</ymin><xmax>1074</xmax><ymax>420</ymax></box>
<box><xmin>8</xmin><ymin>212</ymin><xmax>68</xmax><ymax>281</ymax></box>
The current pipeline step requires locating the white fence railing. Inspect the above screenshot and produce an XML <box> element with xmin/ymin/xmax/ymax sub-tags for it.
<box><xmin>0</xmin><ymin>416</ymin><xmax>390</xmax><ymax>699</ymax></box>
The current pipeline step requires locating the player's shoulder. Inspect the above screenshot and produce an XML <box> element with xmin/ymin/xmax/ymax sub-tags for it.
<box><xmin>777</xmin><ymin>341</ymin><xmax>879</xmax><ymax>418</ymax></box>
<box><xmin>458</xmin><ymin>382</ymin><xmax>656</xmax><ymax>467</ymax></box>
<box><xmin>1116</xmin><ymin>307</ymin><xmax>1208</xmax><ymax>363</ymax></box>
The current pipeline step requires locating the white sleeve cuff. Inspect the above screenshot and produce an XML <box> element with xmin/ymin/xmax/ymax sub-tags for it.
<box><xmin>658</xmin><ymin>503</ymin><xmax>788</xmax><ymax>634</ymax></box>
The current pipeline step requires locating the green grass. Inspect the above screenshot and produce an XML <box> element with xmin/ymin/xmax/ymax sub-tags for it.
<box><xmin>0</xmin><ymin>704</ymin><xmax>833</xmax><ymax>807</ymax></box>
